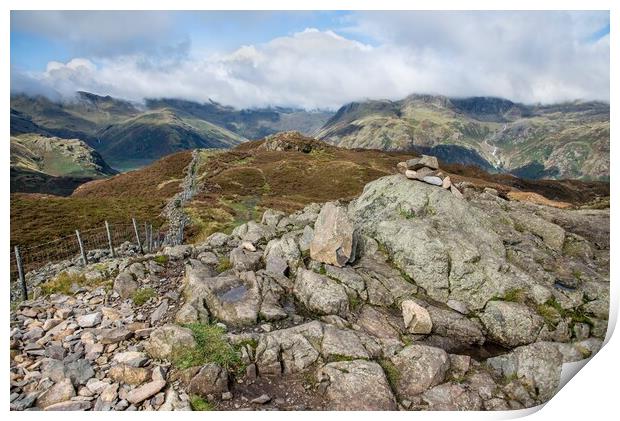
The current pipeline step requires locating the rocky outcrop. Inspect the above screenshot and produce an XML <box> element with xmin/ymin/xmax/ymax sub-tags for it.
<box><xmin>9</xmin><ymin>167</ymin><xmax>609</xmax><ymax>411</ymax></box>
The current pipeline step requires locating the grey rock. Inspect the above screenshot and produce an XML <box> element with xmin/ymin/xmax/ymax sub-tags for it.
<box><xmin>113</xmin><ymin>351</ymin><xmax>149</xmax><ymax>367</ymax></box>
<box><xmin>144</xmin><ymin>324</ymin><xmax>196</xmax><ymax>360</ymax></box>
<box><xmin>36</xmin><ymin>378</ymin><xmax>75</xmax><ymax>409</ymax></box>
<box><xmin>264</xmin><ymin>236</ymin><xmax>301</xmax><ymax>277</ymax></box>
<box><xmin>389</xmin><ymin>345</ymin><xmax>450</xmax><ymax>397</ymax></box>
<box><xmin>422</xmin><ymin>176</ymin><xmax>443</xmax><ymax>186</ymax></box>
<box><xmin>43</xmin><ymin>400</ymin><xmax>91</xmax><ymax>411</ymax></box>
<box><xmin>188</xmin><ymin>364</ymin><xmax>229</xmax><ymax>397</ymax></box>
<box><xmin>99</xmin><ymin>327</ymin><xmax>132</xmax><ymax>344</ymax></box>
<box><xmin>310</xmin><ymin>202</ymin><xmax>355</xmax><ymax>267</ymax></box>
<box><xmin>402</xmin><ymin>300</ymin><xmax>432</xmax><ymax>334</ymax></box>
<box><xmin>255</xmin><ymin>321</ymin><xmax>324</xmax><ymax>375</ymax></box>
<box><xmin>229</xmin><ymin>247</ymin><xmax>263</xmax><ymax>272</ymax></box>
<box><xmin>317</xmin><ymin>360</ymin><xmax>397</xmax><ymax>410</ymax></box>
<box><xmin>113</xmin><ymin>272</ymin><xmax>138</xmax><ymax>299</ymax></box>
<box><xmin>76</xmin><ymin>312</ymin><xmax>102</xmax><ymax>328</ymax></box>
<box><xmin>294</xmin><ymin>269</ymin><xmax>349</xmax><ymax>316</ymax></box>
<box><xmin>487</xmin><ymin>342</ymin><xmax>562</xmax><ymax>404</ymax></box>
<box><xmin>150</xmin><ymin>300</ymin><xmax>168</xmax><ymax>325</ymax></box>
<box><xmin>184</xmin><ymin>262</ymin><xmax>260</xmax><ymax>326</ymax></box>
<box><xmin>126</xmin><ymin>380</ymin><xmax>167</xmax><ymax>405</ymax></box>
<box><xmin>348</xmin><ymin>175</ymin><xmax>522</xmax><ymax>310</ymax></box>
<box><xmin>251</xmin><ymin>394</ymin><xmax>271</xmax><ymax>404</ymax></box>
<box><xmin>407</xmin><ymin>155</ymin><xmax>439</xmax><ymax>170</ymax></box>
<box><xmin>65</xmin><ymin>359</ymin><xmax>95</xmax><ymax>387</ymax></box>
<box><xmin>321</xmin><ymin>325</ymin><xmax>369</xmax><ymax>360</ymax></box>
<box><xmin>480</xmin><ymin>301</ymin><xmax>543</xmax><ymax>347</ymax></box>
<box><xmin>261</xmin><ymin>209</ymin><xmax>286</xmax><ymax>227</ymax></box>
<box><xmin>421</xmin><ymin>383</ymin><xmax>482</xmax><ymax>410</ymax></box>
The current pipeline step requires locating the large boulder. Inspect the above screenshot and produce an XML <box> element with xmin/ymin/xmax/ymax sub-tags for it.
<box><xmin>487</xmin><ymin>342</ymin><xmax>563</xmax><ymax>404</ymax></box>
<box><xmin>389</xmin><ymin>345</ymin><xmax>450</xmax><ymax>398</ymax></box>
<box><xmin>310</xmin><ymin>202</ymin><xmax>356</xmax><ymax>267</ymax></box>
<box><xmin>188</xmin><ymin>364</ymin><xmax>229</xmax><ymax>397</ymax></box>
<box><xmin>348</xmin><ymin>175</ymin><xmax>531</xmax><ymax>310</ymax></box>
<box><xmin>294</xmin><ymin>269</ymin><xmax>349</xmax><ymax>316</ymax></box>
<box><xmin>144</xmin><ymin>324</ymin><xmax>196</xmax><ymax>360</ymax></box>
<box><xmin>317</xmin><ymin>360</ymin><xmax>397</xmax><ymax>410</ymax></box>
<box><xmin>255</xmin><ymin>321</ymin><xmax>324</xmax><ymax>375</ymax></box>
<box><xmin>183</xmin><ymin>262</ymin><xmax>261</xmax><ymax>326</ymax></box>
<box><xmin>479</xmin><ymin>301</ymin><xmax>544</xmax><ymax>347</ymax></box>
<box><xmin>36</xmin><ymin>379</ymin><xmax>75</xmax><ymax>409</ymax></box>
<box><xmin>263</xmin><ymin>235</ymin><xmax>301</xmax><ymax>277</ymax></box>
<box><xmin>113</xmin><ymin>271</ymin><xmax>138</xmax><ymax>299</ymax></box>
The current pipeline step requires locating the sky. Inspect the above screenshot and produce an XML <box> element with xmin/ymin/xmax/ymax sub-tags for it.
<box><xmin>10</xmin><ymin>10</ymin><xmax>610</xmax><ymax>110</ymax></box>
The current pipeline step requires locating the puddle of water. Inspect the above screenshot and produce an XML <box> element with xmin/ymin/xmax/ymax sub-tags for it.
<box><xmin>554</xmin><ymin>280</ymin><xmax>577</xmax><ymax>292</ymax></box>
<box><xmin>218</xmin><ymin>285</ymin><xmax>248</xmax><ymax>302</ymax></box>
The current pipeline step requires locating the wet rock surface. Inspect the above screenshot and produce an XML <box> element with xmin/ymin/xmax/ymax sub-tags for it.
<box><xmin>10</xmin><ymin>166</ymin><xmax>609</xmax><ymax>411</ymax></box>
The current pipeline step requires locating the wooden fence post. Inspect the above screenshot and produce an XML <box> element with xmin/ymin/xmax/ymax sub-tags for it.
<box><xmin>143</xmin><ymin>222</ymin><xmax>148</xmax><ymax>250</ymax></box>
<box><xmin>14</xmin><ymin>246</ymin><xmax>27</xmax><ymax>301</ymax></box>
<box><xmin>132</xmin><ymin>218</ymin><xmax>144</xmax><ymax>254</ymax></box>
<box><xmin>105</xmin><ymin>221</ymin><xmax>115</xmax><ymax>258</ymax></box>
<box><xmin>148</xmin><ymin>224</ymin><xmax>153</xmax><ymax>252</ymax></box>
<box><xmin>75</xmin><ymin>230</ymin><xmax>87</xmax><ymax>265</ymax></box>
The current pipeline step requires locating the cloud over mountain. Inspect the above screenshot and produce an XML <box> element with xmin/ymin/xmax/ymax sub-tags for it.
<box><xmin>11</xmin><ymin>11</ymin><xmax>609</xmax><ymax>109</ymax></box>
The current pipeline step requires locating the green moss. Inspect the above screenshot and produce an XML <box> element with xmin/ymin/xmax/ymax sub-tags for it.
<box><xmin>190</xmin><ymin>395</ymin><xmax>214</xmax><ymax>411</ymax></box>
<box><xmin>153</xmin><ymin>255</ymin><xmax>169</xmax><ymax>265</ymax></box>
<box><xmin>216</xmin><ymin>256</ymin><xmax>232</xmax><ymax>273</ymax></box>
<box><xmin>172</xmin><ymin>323</ymin><xmax>244</xmax><ymax>375</ymax></box>
<box><xmin>378</xmin><ymin>359</ymin><xmax>400</xmax><ymax>391</ymax></box>
<box><xmin>132</xmin><ymin>288</ymin><xmax>156</xmax><ymax>306</ymax></box>
<box><xmin>328</xmin><ymin>354</ymin><xmax>357</xmax><ymax>363</ymax></box>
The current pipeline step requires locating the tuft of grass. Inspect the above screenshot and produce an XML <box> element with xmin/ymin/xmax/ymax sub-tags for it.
<box><xmin>538</xmin><ymin>297</ymin><xmax>594</xmax><ymax>328</ymax></box>
<box><xmin>348</xmin><ymin>295</ymin><xmax>362</xmax><ymax>311</ymax></box>
<box><xmin>536</xmin><ymin>303</ymin><xmax>562</xmax><ymax>328</ymax></box>
<box><xmin>153</xmin><ymin>255</ymin><xmax>169</xmax><ymax>265</ymax></box>
<box><xmin>378</xmin><ymin>359</ymin><xmax>400</xmax><ymax>391</ymax></box>
<box><xmin>132</xmin><ymin>287</ymin><xmax>156</xmax><ymax>306</ymax></box>
<box><xmin>40</xmin><ymin>272</ymin><xmax>87</xmax><ymax>296</ymax></box>
<box><xmin>190</xmin><ymin>395</ymin><xmax>214</xmax><ymax>411</ymax></box>
<box><xmin>503</xmin><ymin>288</ymin><xmax>526</xmax><ymax>303</ymax></box>
<box><xmin>172</xmin><ymin>323</ymin><xmax>244</xmax><ymax>375</ymax></box>
<box><xmin>398</xmin><ymin>206</ymin><xmax>416</xmax><ymax>220</ymax></box>
<box><xmin>216</xmin><ymin>256</ymin><xmax>232</xmax><ymax>273</ymax></box>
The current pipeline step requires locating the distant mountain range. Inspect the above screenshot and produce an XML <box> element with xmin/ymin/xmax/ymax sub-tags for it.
<box><xmin>315</xmin><ymin>94</ymin><xmax>609</xmax><ymax>181</ymax></box>
<box><xmin>10</xmin><ymin>92</ymin><xmax>332</xmax><ymax>170</ymax></box>
<box><xmin>10</xmin><ymin>91</ymin><xmax>609</xmax><ymax>186</ymax></box>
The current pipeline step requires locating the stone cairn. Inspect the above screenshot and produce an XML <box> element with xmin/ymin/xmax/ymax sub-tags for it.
<box><xmin>396</xmin><ymin>155</ymin><xmax>463</xmax><ymax>198</ymax></box>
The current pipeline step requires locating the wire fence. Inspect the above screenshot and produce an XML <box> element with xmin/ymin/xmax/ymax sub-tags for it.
<box><xmin>10</xmin><ymin>218</ymin><xmax>183</xmax><ymax>300</ymax></box>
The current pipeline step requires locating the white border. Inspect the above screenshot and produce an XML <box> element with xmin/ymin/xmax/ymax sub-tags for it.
<box><xmin>2</xmin><ymin>2</ymin><xmax>616</xmax><ymax>420</ymax></box>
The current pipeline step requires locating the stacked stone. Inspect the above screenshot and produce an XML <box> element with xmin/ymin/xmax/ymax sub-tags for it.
<box><xmin>397</xmin><ymin>155</ymin><xmax>463</xmax><ymax>198</ymax></box>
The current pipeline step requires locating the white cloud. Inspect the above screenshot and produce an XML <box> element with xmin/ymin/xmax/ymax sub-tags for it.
<box><xmin>11</xmin><ymin>11</ymin><xmax>610</xmax><ymax>109</ymax></box>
